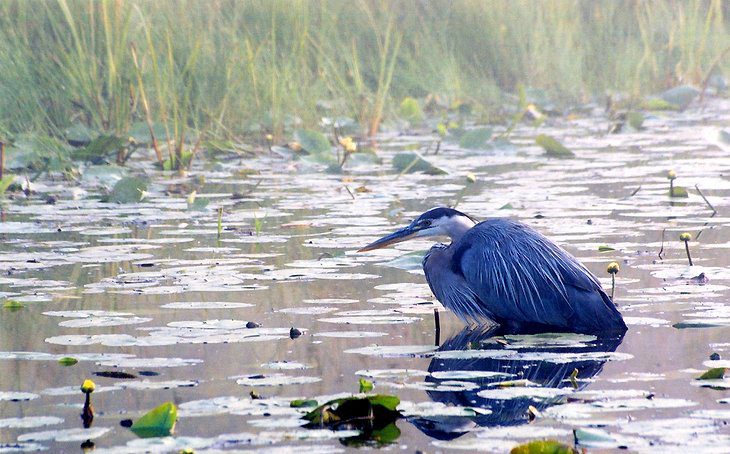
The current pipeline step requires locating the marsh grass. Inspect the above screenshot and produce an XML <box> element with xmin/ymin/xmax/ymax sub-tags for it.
<box><xmin>0</xmin><ymin>0</ymin><xmax>728</xmax><ymax>150</ymax></box>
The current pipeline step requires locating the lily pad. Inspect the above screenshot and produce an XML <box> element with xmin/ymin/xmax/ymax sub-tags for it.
<box><xmin>510</xmin><ymin>440</ymin><xmax>577</xmax><ymax>454</ymax></box>
<box><xmin>105</xmin><ymin>176</ymin><xmax>148</xmax><ymax>203</ymax></box>
<box><xmin>459</xmin><ymin>128</ymin><xmax>493</xmax><ymax>149</ymax></box>
<box><xmin>392</xmin><ymin>152</ymin><xmax>447</xmax><ymax>175</ymax></box>
<box><xmin>535</xmin><ymin>134</ymin><xmax>574</xmax><ymax>158</ymax></box>
<box><xmin>130</xmin><ymin>401</ymin><xmax>177</xmax><ymax>438</ymax></box>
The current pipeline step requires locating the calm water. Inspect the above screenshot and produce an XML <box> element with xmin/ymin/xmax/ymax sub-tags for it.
<box><xmin>2</xmin><ymin>100</ymin><xmax>730</xmax><ymax>452</ymax></box>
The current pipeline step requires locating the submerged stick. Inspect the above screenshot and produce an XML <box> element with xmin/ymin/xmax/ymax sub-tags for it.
<box><xmin>433</xmin><ymin>309</ymin><xmax>441</xmax><ymax>346</ymax></box>
<box><xmin>658</xmin><ymin>228</ymin><xmax>666</xmax><ymax>260</ymax></box>
<box><xmin>695</xmin><ymin>185</ymin><xmax>717</xmax><ymax>214</ymax></box>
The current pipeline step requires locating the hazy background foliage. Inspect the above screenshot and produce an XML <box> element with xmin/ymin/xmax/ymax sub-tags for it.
<box><xmin>0</xmin><ymin>0</ymin><xmax>728</xmax><ymax>138</ymax></box>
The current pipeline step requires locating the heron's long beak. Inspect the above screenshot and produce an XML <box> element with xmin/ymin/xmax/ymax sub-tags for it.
<box><xmin>358</xmin><ymin>225</ymin><xmax>417</xmax><ymax>252</ymax></box>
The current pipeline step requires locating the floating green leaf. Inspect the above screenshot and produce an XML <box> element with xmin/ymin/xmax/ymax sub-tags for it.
<box><xmin>58</xmin><ymin>357</ymin><xmax>78</xmax><ymax>366</ymax></box>
<box><xmin>162</xmin><ymin>150</ymin><xmax>193</xmax><ymax>171</ymax></box>
<box><xmin>670</xmin><ymin>186</ymin><xmax>689</xmax><ymax>198</ymax></box>
<box><xmin>697</xmin><ymin>368</ymin><xmax>726</xmax><ymax>380</ymax></box>
<box><xmin>627</xmin><ymin>111</ymin><xmax>645</xmax><ymax>130</ymax></box>
<box><xmin>290</xmin><ymin>399</ymin><xmax>319</xmax><ymax>408</ymax></box>
<box><xmin>459</xmin><ymin>128</ymin><xmax>492</xmax><ymax>149</ymax></box>
<box><xmin>105</xmin><ymin>177</ymin><xmax>148</xmax><ymax>203</ymax></box>
<box><xmin>2</xmin><ymin>300</ymin><xmax>24</xmax><ymax>310</ymax></box>
<box><xmin>72</xmin><ymin>135</ymin><xmax>126</xmax><ymax>163</ymax></box>
<box><xmin>304</xmin><ymin>394</ymin><xmax>400</xmax><ymax>425</ymax></box>
<box><xmin>130</xmin><ymin>401</ymin><xmax>177</xmax><ymax>438</ymax></box>
<box><xmin>643</xmin><ymin>98</ymin><xmax>679</xmax><ymax>111</ymax></box>
<box><xmin>598</xmin><ymin>245</ymin><xmax>615</xmax><ymax>252</ymax></box>
<box><xmin>660</xmin><ymin>85</ymin><xmax>700</xmax><ymax>110</ymax></box>
<box><xmin>536</xmin><ymin>134</ymin><xmax>574</xmax><ymax>158</ymax></box>
<box><xmin>0</xmin><ymin>175</ymin><xmax>15</xmax><ymax>196</ymax></box>
<box><xmin>294</xmin><ymin>129</ymin><xmax>331</xmax><ymax>155</ymax></box>
<box><xmin>510</xmin><ymin>439</ymin><xmax>577</xmax><ymax>454</ymax></box>
<box><xmin>398</xmin><ymin>97</ymin><xmax>424</xmax><ymax>123</ymax></box>
<box><xmin>359</xmin><ymin>378</ymin><xmax>374</xmax><ymax>393</ymax></box>
<box><xmin>392</xmin><ymin>152</ymin><xmax>447</xmax><ymax>175</ymax></box>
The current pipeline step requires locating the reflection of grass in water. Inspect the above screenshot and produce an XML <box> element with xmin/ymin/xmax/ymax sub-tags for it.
<box><xmin>0</xmin><ymin>1</ymin><xmax>728</xmax><ymax>140</ymax></box>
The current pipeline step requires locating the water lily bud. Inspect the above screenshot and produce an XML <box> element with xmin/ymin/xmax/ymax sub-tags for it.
<box><xmin>607</xmin><ymin>262</ymin><xmax>620</xmax><ymax>274</ymax></box>
<box><xmin>667</xmin><ymin>170</ymin><xmax>677</xmax><ymax>180</ymax></box>
<box><xmin>80</xmin><ymin>379</ymin><xmax>96</xmax><ymax>394</ymax></box>
<box><xmin>265</xmin><ymin>134</ymin><xmax>273</xmax><ymax>142</ymax></box>
<box><xmin>288</xmin><ymin>142</ymin><xmax>302</xmax><ymax>152</ymax></box>
<box><xmin>680</xmin><ymin>232</ymin><xmax>691</xmax><ymax>242</ymax></box>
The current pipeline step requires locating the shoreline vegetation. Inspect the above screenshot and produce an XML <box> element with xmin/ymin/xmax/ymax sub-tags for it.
<box><xmin>0</xmin><ymin>0</ymin><xmax>728</xmax><ymax>170</ymax></box>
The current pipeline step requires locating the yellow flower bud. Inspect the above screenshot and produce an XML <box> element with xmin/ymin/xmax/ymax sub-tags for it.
<box><xmin>80</xmin><ymin>379</ymin><xmax>96</xmax><ymax>394</ymax></box>
<box><xmin>667</xmin><ymin>170</ymin><xmax>677</xmax><ymax>180</ymax></box>
<box><xmin>607</xmin><ymin>262</ymin><xmax>620</xmax><ymax>274</ymax></box>
<box><xmin>339</xmin><ymin>137</ymin><xmax>357</xmax><ymax>154</ymax></box>
<box><xmin>265</xmin><ymin>134</ymin><xmax>273</xmax><ymax>142</ymax></box>
<box><xmin>680</xmin><ymin>232</ymin><xmax>691</xmax><ymax>242</ymax></box>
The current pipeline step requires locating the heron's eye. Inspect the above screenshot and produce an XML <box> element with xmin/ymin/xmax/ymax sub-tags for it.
<box><xmin>420</xmin><ymin>219</ymin><xmax>432</xmax><ymax>228</ymax></box>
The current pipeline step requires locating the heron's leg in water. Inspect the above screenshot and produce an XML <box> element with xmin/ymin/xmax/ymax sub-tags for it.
<box><xmin>433</xmin><ymin>308</ymin><xmax>441</xmax><ymax>346</ymax></box>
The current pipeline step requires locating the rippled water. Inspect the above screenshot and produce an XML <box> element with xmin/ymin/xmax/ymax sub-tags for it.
<box><xmin>2</xmin><ymin>100</ymin><xmax>730</xmax><ymax>452</ymax></box>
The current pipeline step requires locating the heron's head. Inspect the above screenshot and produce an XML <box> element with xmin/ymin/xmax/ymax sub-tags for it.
<box><xmin>358</xmin><ymin>207</ymin><xmax>477</xmax><ymax>252</ymax></box>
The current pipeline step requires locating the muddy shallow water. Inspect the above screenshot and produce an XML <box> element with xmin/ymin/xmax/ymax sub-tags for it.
<box><xmin>2</xmin><ymin>101</ymin><xmax>730</xmax><ymax>452</ymax></box>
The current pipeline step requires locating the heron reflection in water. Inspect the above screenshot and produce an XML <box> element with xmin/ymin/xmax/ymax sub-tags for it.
<box><xmin>407</xmin><ymin>326</ymin><xmax>625</xmax><ymax>440</ymax></box>
<box><xmin>360</xmin><ymin>207</ymin><xmax>627</xmax><ymax>335</ymax></box>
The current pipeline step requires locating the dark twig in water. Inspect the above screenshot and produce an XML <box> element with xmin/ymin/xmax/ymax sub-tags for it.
<box><xmin>433</xmin><ymin>139</ymin><xmax>441</xmax><ymax>155</ymax></box>
<box><xmin>658</xmin><ymin>228</ymin><xmax>666</xmax><ymax>260</ymax></box>
<box><xmin>628</xmin><ymin>185</ymin><xmax>641</xmax><ymax>197</ymax></box>
<box><xmin>434</xmin><ymin>308</ymin><xmax>441</xmax><ymax>347</ymax></box>
<box><xmin>695</xmin><ymin>185</ymin><xmax>717</xmax><ymax>214</ymax></box>
<box><xmin>344</xmin><ymin>185</ymin><xmax>355</xmax><ymax>200</ymax></box>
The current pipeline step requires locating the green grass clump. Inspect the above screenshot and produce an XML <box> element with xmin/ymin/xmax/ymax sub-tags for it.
<box><xmin>0</xmin><ymin>0</ymin><xmax>728</xmax><ymax>155</ymax></box>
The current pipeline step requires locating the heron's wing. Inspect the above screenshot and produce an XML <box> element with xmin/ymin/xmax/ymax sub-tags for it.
<box><xmin>423</xmin><ymin>244</ymin><xmax>497</xmax><ymax>324</ymax></box>
<box><xmin>453</xmin><ymin>219</ymin><xmax>625</xmax><ymax>332</ymax></box>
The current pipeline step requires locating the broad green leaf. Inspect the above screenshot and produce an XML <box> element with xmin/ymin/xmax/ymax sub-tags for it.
<box><xmin>536</xmin><ymin>134</ymin><xmax>574</xmax><ymax>158</ymax></box>
<box><xmin>627</xmin><ymin>112</ymin><xmax>645</xmax><ymax>130</ymax></box>
<box><xmin>399</xmin><ymin>97</ymin><xmax>424</xmax><ymax>123</ymax></box>
<box><xmin>598</xmin><ymin>245</ymin><xmax>615</xmax><ymax>252</ymax></box>
<box><xmin>367</xmin><ymin>394</ymin><xmax>399</xmax><ymax>411</ymax></box>
<box><xmin>58</xmin><ymin>357</ymin><xmax>78</xmax><ymax>366</ymax></box>
<box><xmin>294</xmin><ymin>129</ymin><xmax>331</xmax><ymax>155</ymax></box>
<box><xmin>660</xmin><ymin>85</ymin><xmax>699</xmax><ymax>110</ymax></box>
<box><xmin>643</xmin><ymin>98</ymin><xmax>679</xmax><ymax>111</ymax></box>
<box><xmin>697</xmin><ymin>367</ymin><xmax>726</xmax><ymax>380</ymax></box>
<box><xmin>511</xmin><ymin>439</ymin><xmax>577</xmax><ymax>454</ymax></box>
<box><xmin>105</xmin><ymin>177</ymin><xmax>148</xmax><ymax>203</ymax></box>
<box><xmin>670</xmin><ymin>186</ymin><xmax>689</xmax><ymax>198</ymax></box>
<box><xmin>72</xmin><ymin>135</ymin><xmax>126</xmax><ymax>162</ymax></box>
<box><xmin>2</xmin><ymin>300</ymin><xmax>23</xmax><ymax>310</ymax></box>
<box><xmin>392</xmin><ymin>152</ymin><xmax>447</xmax><ymax>175</ymax></box>
<box><xmin>290</xmin><ymin>399</ymin><xmax>319</xmax><ymax>408</ymax></box>
<box><xmin>371</xmin><ymin>422</ymin><xmax>400</xmax><ymax>444</ymax></box>
<box><xmin>359</xmin><ymin>378</ymin><xmax>374</xmax><ymax>393</ymax></box>
<box><xmin>130</xmin><ymin>401</ymin><xmax>177</xmax><ymax>438</ymax></box>
<box><xmin>459</xmin><ymin>128</ymin><xmax>493</xmax><ymax>149</ymax></box>
<box><xmin>0</xmin><ymin>175</ymin><xmax>15</xmax><ymax>195</ymax></box>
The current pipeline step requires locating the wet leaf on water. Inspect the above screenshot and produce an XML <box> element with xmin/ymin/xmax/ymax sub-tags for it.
<box><xmin>659</xmin><ymin>85</ymin><xmax>700</xmax><ymax>110</ymax></box>
<box><xmin>627</xmin><ymin>111</ymin><xmax>644</xmax><ymax>130</ymax></box>
<box><xmin>598</xmin><ymin>245</ymin><xmax>615</xmax><ymax>252</ymax></box>
<box><xmin>573</xmin><ymin>427</ymin><xmax>619</xmax><ymax>448</ymax></box>
<box><xmin>294</xmin><ymin>129</ymin><xmax>330</xmax><ymax>154</ymax></box>
<box><xmin>104</xmin><ymin>176</ymin><xmax>148</xmax><ymax>203</ymax></box>
<box><xmin>130</xmin><ymin>401</ymin><xmax>177</xmax><ymax>438</ymax></box>
<box><xmin>72</xmin><ymin>135</ymin><xmax>127</xmax><ymax>163</ymax></box>
<box><xmin>510</xmin><ymin>439</ymin><xmax>577</xmax><ymax>454</ymax></box>
<box><xmin>291</xmin><ymin>399</ymin><xmax>319</xmax><ymax>408</ymax></box>
<box><xmin>697</xmin><ymin>368</ymin><xmax>726</xmax><ymax>380</ymax></box>
<box><xmin>303</xmin><ymin>394</ymin><xmax>400</xmax><ymax>430</ymax></box>
<box><xmin>399</xmin><ymin>97</ymin><xmax>424</xmax><ymax>123</ymax></box>
<box><xmin>359</xmin><ymin>378</ymin><xmax>374</xmax><ymax>393</ymax></box>
<box><xmin>57</xmin><ymin>357</ymin><xmax>78</xmax><ymax>366</ymax></box>
<box><xmin>459</xmin><ymin>128</ymin><xmax>492</xmax><ymax>149</ymax></box>
<box><xmin>0</xmin><ymin>175</ymin><xmax>16</xmax><ymax>196</ymax></box>
<box><xmin>535</xmin><ymin>134</ymin><xmax>574</xmax><ymax>158</ymax></box>
<box><xmin>392</xmin><ymin>152</ymin><xmax>447</xmax><ymax>175</ymax></box>
<box><xmin>670</xmin><ymin>186</ymin><xmax>689</xmax><ymax>198</ymax></box>
<box><xmin>3</xmin><ymin>300</ymin><xmax>24</xmax><ymax>310</ymax></box>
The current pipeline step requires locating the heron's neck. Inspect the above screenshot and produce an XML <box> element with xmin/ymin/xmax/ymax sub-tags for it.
<box><xmin>445</xmin><ymin>216</ymin><xmax>476</xmax><ymax>243</ymax></box>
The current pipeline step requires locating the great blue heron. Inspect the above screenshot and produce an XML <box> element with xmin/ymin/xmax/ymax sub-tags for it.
<box><xmin>359</xmin><ymin>207</ymin><xmax>627</xmax><ymax>334</ymax></box>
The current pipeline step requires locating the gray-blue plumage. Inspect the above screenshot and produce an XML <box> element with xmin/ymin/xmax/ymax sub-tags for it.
<box><xmin>360</xmin><ymin>207</ymin><xmax>627</xmax><ymax>335</ymax></box>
